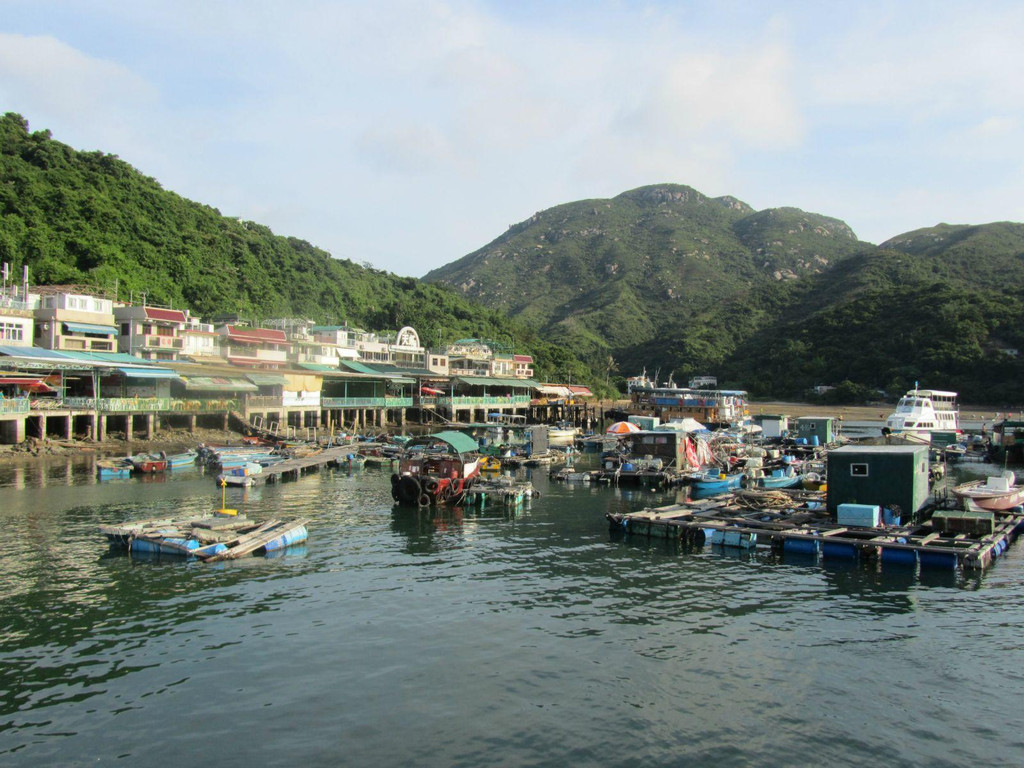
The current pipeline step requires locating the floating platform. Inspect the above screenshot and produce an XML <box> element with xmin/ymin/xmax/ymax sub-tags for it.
<box><xmin>463</xmin><ymin>477</ymin><xmax>537</xmax><ymax>511</ymax></box>
<box><xmin>100</xmin><ymin>512</ymin><xmax>308</xmax><ymax>561</ymax></box>
<box><xmin>607</xmin><ymin>489</ymin><xmax>1024</xmax><ymax>571</ymax></box>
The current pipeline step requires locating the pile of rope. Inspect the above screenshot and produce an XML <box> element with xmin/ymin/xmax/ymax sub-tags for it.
<box><xmin>733</xmin><ymin>489</ymin><xmax>794</xmax><ymax>509</ymax></box>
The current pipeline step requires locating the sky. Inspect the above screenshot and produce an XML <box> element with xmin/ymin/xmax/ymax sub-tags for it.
<box><xmin>3</xmin><ymin>1</ymin><xmax>1024</xmax><ymax>278</ymax></box>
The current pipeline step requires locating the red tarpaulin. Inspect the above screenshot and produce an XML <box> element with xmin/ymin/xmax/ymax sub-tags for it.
<box><xmin>420</xmin><ymin>387</ymin><xmax>445</xmax><ymax>395</ymax></box>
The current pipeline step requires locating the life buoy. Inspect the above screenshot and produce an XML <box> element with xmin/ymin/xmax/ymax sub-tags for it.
<box><xmin>424</xmin><ymin>478</ymin><xmax>439</xmax><ymax>495</ymax></box>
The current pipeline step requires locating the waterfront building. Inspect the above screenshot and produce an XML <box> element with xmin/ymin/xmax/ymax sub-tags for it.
<box><xmin>33</xmin><ymin>287</ymin><xmax>118</xmax><ymax>353</ymax></box>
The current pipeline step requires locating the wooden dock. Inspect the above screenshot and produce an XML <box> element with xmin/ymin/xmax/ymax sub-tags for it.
<box><xmin>607</xmin><ymin>489</ymin><xmax>1024</xmax><ymax>571</ymax></box>
<box><xmin>252</xmin><ymin>444</ymin><xmax>363</xmax><ymax>484</ymax></box>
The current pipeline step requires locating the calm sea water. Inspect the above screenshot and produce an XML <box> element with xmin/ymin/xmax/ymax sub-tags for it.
<box><xmin>0</xmin><ymin>455</ymin><xmax>1022</xmax><ymax>767</ymax></box>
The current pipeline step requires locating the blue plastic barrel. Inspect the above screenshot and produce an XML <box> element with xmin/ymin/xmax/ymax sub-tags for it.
<box><xmin>822</xmin><ymin>542</ymin><xmax>858</xmax><ymax>559</ymax></box>
<box><xmin>919</xmin><ymin>551</ymin><xmax>958</xmax><ymax>569</ymax></box>
<box><xmin>881</xmin><ymin>547</ymin><xmax>916</xmax><ymax>565</ymax></box>
<box><xmin>264</xmin><ymin>525</ymin><xmax>309</xmax><ymax>552</ymax></box>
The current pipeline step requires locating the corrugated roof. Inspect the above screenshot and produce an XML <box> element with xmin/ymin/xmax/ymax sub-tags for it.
<box><xmin>247</xmin><ymin>373</ymin><xmax>289</xmax><ymax>386</ymax></box>
<box><xmin>145</xmin><ymin>307</ymin><xmax>187</xmax><ymax>323</ymax></box>
<box><xmin>225</xmin><ymin>325</ymin><xmax>287</xmax><ymax>343</ymax></box>
<box><xmin>182</xmin><ymin>376</ymin><xmax>258</xmax><ymax>392</ymax></box>
<box><xmin>117</xmin><ymin>367</ymin><xmax>182</xmax><ymax>380</ymax></box>
<box><xmin>62</xmin><ymin>321</ymin><xmax>118</xmax><ymax>335</ymax></box>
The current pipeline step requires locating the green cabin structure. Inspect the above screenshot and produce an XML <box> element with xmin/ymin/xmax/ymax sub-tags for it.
<box><xmin>795</xmin><ymin>415</ymin><xmax>835</xmax><ymax>445</ymax></box>
<box><xmin>826</xmin><ymin>444</ymin><xmax>930</xmax><ymax>519</ymax></box>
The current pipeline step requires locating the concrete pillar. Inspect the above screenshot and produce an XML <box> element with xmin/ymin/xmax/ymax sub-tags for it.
<box><xmin>146</xmin><ymin>413</ymin><xmax>155</xmax><ymax>439</ymax></box>
<box><xmin>97</xmin><ymin>414</ymin><xmax>107</xmax><ymax>442</ymax></box>
<box><xmin>63</xmin><ymin>414</ymin><xmax>72</xmax><ymax>440</ymax></box>
<box><xmin>124</xmin><ymin>415</ymin><xmax>133</xmax><ymax>442</ymax></box>
<box><xmin>223</xmin><ymin>413</ymin><xmax>230</xmax><ymax>430</ymax></box>
<box><xmin>37</xmin><ymin>414</ymin><xmax>47</xmax><ymax>439</ymax></box>
<box><xmin>188</xmin><ymin>414</ymin><xmax>196</xmax><ymax>434</ymax></box>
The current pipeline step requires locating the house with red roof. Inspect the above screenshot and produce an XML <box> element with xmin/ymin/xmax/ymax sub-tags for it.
<box><xmin>114</xmin><ymin>304</ymin><xmax>188</xmax><ymax>361</ymax></box>
<box><xmin>216</xmin><ymin>324</ymin><xmax>291</xmax><ymax>369</ymax></box>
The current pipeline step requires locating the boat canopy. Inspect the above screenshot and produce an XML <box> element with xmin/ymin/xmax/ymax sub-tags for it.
<box><xmin>408</xmin><ymin>430</ymin><xmax>479</xmax><ymax>454</ymax></box>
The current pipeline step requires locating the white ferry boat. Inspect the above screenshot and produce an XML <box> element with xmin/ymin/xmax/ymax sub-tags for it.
<box><xmin>884</xmin><ymin>387</ymin><xmax>960</xmax><ymax>442</ymax></box>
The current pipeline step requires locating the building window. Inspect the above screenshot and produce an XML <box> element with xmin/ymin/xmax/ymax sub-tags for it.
<box><xmin>850</xmin><ymin>463</ymin><xmax>869</xmax><ymax>477</ymax></box>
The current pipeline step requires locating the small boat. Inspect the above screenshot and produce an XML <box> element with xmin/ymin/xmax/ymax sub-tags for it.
<box><xmin>128</xmin><ymin>452</ymin><xmax>169</xmax><ymax>473</ymax></box>
<box><xmin>801</xmin><ymin>471</ymin><xmax>827</xmax><ymax>491</ymax></box>
<box><xmin>548</xmin><ymin>423</ymin><xmax>581</xmax><ymax>447</ymax></box>
<box><xmin>217</xmin><ymin>462</ymin><xmax>264</xmax><ymax>487</ymax></box>
<box><xmin>96</xmin><ymin>458</ymin><xmax>133</xmax><ymax>479</ymax></box>
<box><xmin>744</xmin><ymin>466</ymin><xmax>802</xmax><ymax>490</ymax></box>
<box><xmin>391</xmin><ymin>430</ymin><xmax>481</xmax><ymax>506</ymax></box>
<box><xmin>163</xmin><ymin>450</ymin><xmax>198</xmax><ymax>469</ymax></box>
<box><xmin>952</xmin><ymin>471</ymin><xmax>1024</xmax><ymax>511</ymax></box>
<box><xmin>478</xmin><ymin>455</ymin><xmax>502</xmax><ymax>472</ymax></box>
<box><xmin>688</xmin><ymin>468</ymin><xmax>743</xmax><ymax>494</ymax></box>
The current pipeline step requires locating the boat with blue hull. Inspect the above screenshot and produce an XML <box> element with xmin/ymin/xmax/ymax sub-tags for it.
<box><xmin>688</xmin><ymin>468</ymin><xmax>743</xmax><ymax>494</ymax></box>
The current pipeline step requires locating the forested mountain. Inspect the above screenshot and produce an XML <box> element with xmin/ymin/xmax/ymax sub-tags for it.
<box><xmin>425</xmin><ymin>187</ymin><xmax>1024</xmax><ymax>404</ymax></box>
<box><xmin>423</xmin><ymin>185</ymin><xmax>869</xmax><ymax>369</ymax></box>
<box><xmin>0</xmin><ymin>112</ymin><xmax>593</xmax><ymax>386</ymax></box>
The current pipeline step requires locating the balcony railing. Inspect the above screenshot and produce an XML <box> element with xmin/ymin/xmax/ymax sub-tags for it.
<box><xmin>63</xmin><ymin>397</ymin><xmax>173</xmax><ymax>412</ymax></box>
<box><xmin>140</xmin><ymin>334</ymin><xmax>183</xmax><ymax>349</ymax></box>
<box><xmin>437</xmin><ymin>395</ymin><xmax>532</xmax><ymax>406</ymax></box>
<box><xmin>245</xmin><ymin>395</ymin><xmax>283</xmax><ymax>409</ymax></box>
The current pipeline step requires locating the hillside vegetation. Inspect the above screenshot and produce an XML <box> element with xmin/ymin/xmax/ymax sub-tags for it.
<box><xmin>425</xmin><ymin>187</ymin><xmax>1024</xmax><ymax>404</ymax></box>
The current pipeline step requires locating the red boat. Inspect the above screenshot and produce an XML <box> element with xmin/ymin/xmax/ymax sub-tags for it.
<box><xmin>129</xmin><ymin>453</ymin><xmax>169</xmax><ymax>473</ymax></box>
<box><xmin>391</xmin><ymin>431</ymin><xmax>481</xmax><ymax>506</ymax></box>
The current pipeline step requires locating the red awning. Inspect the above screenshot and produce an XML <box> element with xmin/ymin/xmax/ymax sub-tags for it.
<box><xmin>0</xmin><ymin>378</ymin><xmax>55</xmax><ymax>392</ymax></box>
<box><xmin>420</xmin><ymin>386</ymin><xmax>445</xmax><ymax>395</ymax></box>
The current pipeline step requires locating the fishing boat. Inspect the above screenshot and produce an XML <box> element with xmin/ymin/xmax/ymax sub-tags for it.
<box><xmin>548</xmin><ymin>423</ymin><xmax>580</xmax><ymax>447</ymax></box>
<box><xmin>952</xmin><ymin>471</ymin><xmax>1024</xmax><ymax>511</ymax></box>
<box><xmin>688</xmin><ymin>468</ymin><xmax>743</xmax><ymax>494</ymax></box>
<box><xmin>743</xmin><ymin>466</ymin><xmax>802</xmax><ymax>490</ymax></box>
<box><xmin>128</xmin><ymin>452</ymin><xmax>169</xmax><ymax>473</ymax></box>
<box><xmin>162</xmin><ymin>449</ymin><xmax>198</xmax><ymax>469</ymax></box>
<box><xmin>391</xmin><ymin>430</ymin><xmax>481</xmax><ymax>506</ymax></box>
<box><xmin>884</xmin><ymin>386</ymin><xmax>959</xmax><ymax>443</ymax></box>
<box><xmin>217</xmin><ymin>461</ymin><xmax>264</xmax><ymax>487</ymax></box>
<box><xmin>96</xmin><ymin>458</ymin><xmax>133</xmax><ymax>479</ymax></box>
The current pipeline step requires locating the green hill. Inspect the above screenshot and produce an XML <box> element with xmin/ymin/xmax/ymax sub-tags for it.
<box><xmin>0</xmin><ymin>112</ymin><xmax>593</xmax><ymax>386</ymax></box>
<box><xmin>424</xmin><ymin>183</ymin><xmax>870</xmax><ymax>374</ymax></box>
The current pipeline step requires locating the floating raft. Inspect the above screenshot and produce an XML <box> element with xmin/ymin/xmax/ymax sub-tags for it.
<box><xmin>100</xmin><ymin>513</ymin><xmax>309</xmax><ymax>561</ymax></box>
<box><xmin>463</xmin><ymin>477</ymin><xmax>537</xmax><ymax>511</ymax></box>
<box><xmin>607</xmin><ymin>489</ymin><xmax>1024</xmax><ymax>571</ymax></box>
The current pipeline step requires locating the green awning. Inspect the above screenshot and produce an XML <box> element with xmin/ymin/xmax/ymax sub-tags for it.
<box><xmin>338</xmin><ymin>360</ymin><xmax>383</xmax><ymax>375</ymax></box>
<box><xmin>62</xmin><ymin>321</ymin><xmax>118</xmax><ymax>336</ymax></box>
<box><xmin>247</xmin><ymin>373</ymin><xmax>288</xmax><ymax>386</ymax></box>
<box><xmin>182</xmin><ymin>376</ymin><xmax>258</xmax><ymax>392</ymax></box>
<box><xmin>454</xmin><ymin>376</ymin><xmax>538</xmax><ymax>389</ymax></box>
<box><xmin>118</xmin><ymin>367</ymin><xmax>181</xmax><ymax>380</ymax></box>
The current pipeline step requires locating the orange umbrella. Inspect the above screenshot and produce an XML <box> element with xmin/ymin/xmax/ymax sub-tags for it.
<box><xmin>606</xmin><ymin>421</ymin><xmax>642</xmax><ymax>434</ymax></box>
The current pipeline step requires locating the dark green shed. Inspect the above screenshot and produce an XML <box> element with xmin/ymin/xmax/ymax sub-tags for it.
<box><xmin>826</xmin><ymin>444</ymin><xmax>930</xmax><ymax>518</ymax></box>
<box><xmin>795</xmin><ymin>416</ymin><xmax>835</xmax><ymax>445</ymax></box>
